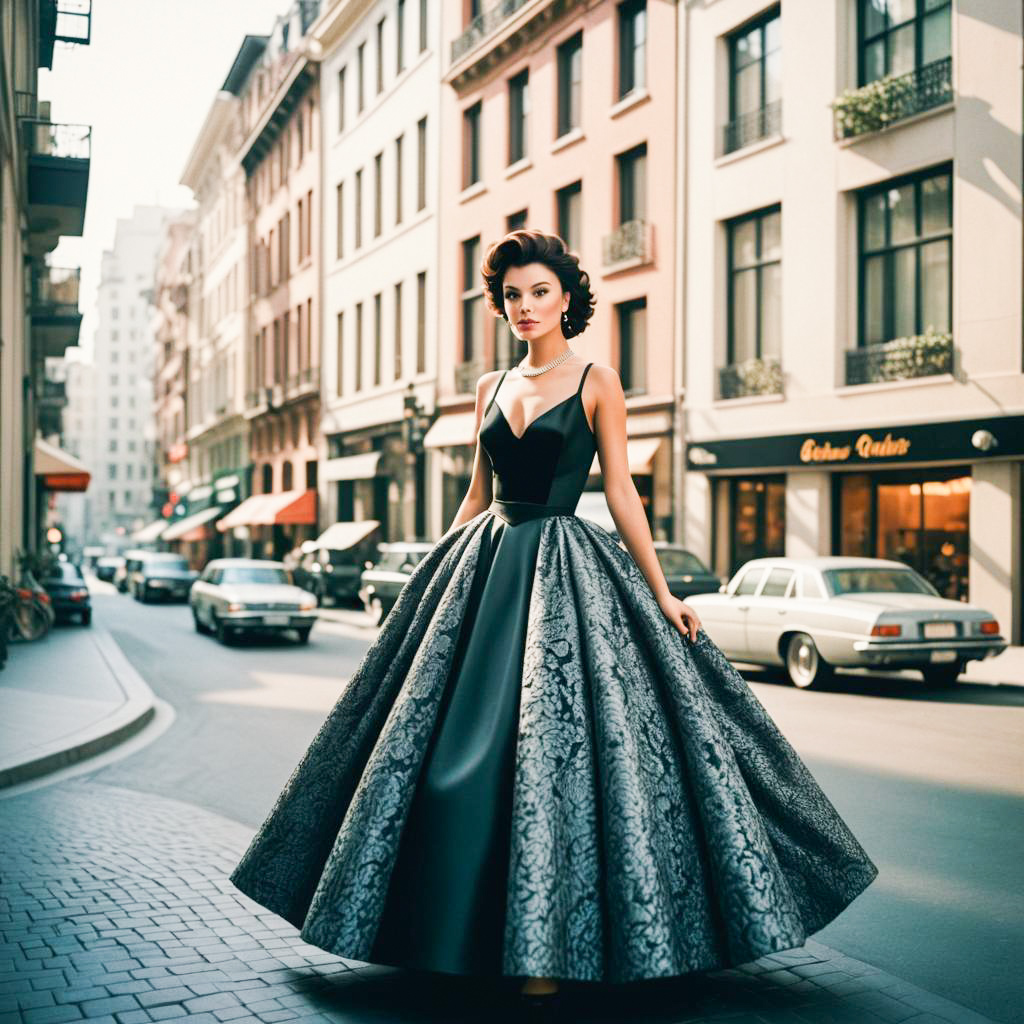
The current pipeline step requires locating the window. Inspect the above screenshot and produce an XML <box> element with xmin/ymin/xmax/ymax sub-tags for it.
<box><xmin>297</xmin><ymin>199</ymin><xmax>305</xmax><ymax>264</ymax></box>
<box><xmin>556</xmin><ymin>31</ymin><xmax>582</xmax><ymax>136</ymax></box>
<box><xmin>417</xmin><ymin>116</ymin><xmax>427</xmax><ymax>211</ymax></box>
<box><xmin>355</xmin><ymin>301</ymin><xmax>364</xmax><ymax>390</ymax></box>
<box><xmin>616</xmin><ymin>297</ymin><xmax>646</xmax><ymax>394</ymax></box>
<box><xmin>374</xmin><ymin>151</ymin><xmax>383</xmax><ymax>237</ymax></box>
<box><xmin>761</xmin><ymin>567</ymin><xmax>793</xmax><ymax>597</ymax></box>
<box><xmin>508</xmin><ymin>69</ymin><xmax>529</xmax><ymax>165</ymax></box>
<box><xmin>374</xmin><ymin>291</ymin><xmax>383</xmax><ymax>386</ymax></box>
<box><xmin>108</xmin><ymin>439</ymin><xmax>118</xmax><ymax>452</ymax></box>
<box><xmin>616</xmin><ymin>142</ymin><xmax>647</xmax><ymax>224</ymax></box>
<box><xmin>355</xmin><ymin>168</ymin><xmax>363</xmax><ymax>248</ymax></box>
<box><xmin>859</xmin><ymin>0</ymin><xmax>951</xmax><ymax>85</ymax></box>
<box><xmin>338</xmin><ymin>66</ymin><xmax>346</xmax><ymax>132</ymax></box>
<box><xmin>728</xmin><ymin>477</ymin><xmax>785</xmax><ymax>574</ymax></box>
<box><xmin>305</xmin><ymin>189</ymin><xmax>312</xmax><ymax>258</ymax></box>
<box><xmin>397</xmin><ymin>0</ymin><xmax>406</xmax><ymax>72</ymax></box>
<box><xmin>463</xmin><ymin>102</ymin><xmax>481</xmax><ymax>188</ymax></box>
<box><xmin>419</xmin><ymin>0</ymin><xmax>427</xmax><ymax>52</ymax></box>
<box><xmin>376</xmin><ymin>17</ymin><xmax>385</xmax><ymax>94</ymax></box>
<box><xmin>416</xmin><ymin>270</ymin><xmax>426</xmax><ymax>374</ymax></box>
<box><xmin>726</xmin><ymin>205</ymin><xmax>781</xmax><ymax>366</ymax></box>
<box><xmin>108</xmin><ymin>463</ymin><xmax>118</xmax><ymax>480</ymax></box>
<box><xmin>858</xmin><ymin>165</ymin><xmax>951</xmax><ymax>347</ymax></box>
<box><xmin>336</xmin><ymin>311</ymin><xmax>344</xmax><ymax>395</ymax></box>
<box><xmin>734</xmin><ymin>566</ymin><xmax>765</xmax><ymax>596</ymax></box>
<box><xmin>262</xmin><ymin>464</ymin><xmax>273</xmax><ymax>494</ymax></box>
<box><xmin>336</xmin><ymin>181</ymin><xmax>344</xmax><ymax>258</ymax></box>
<box><xmin>395</xmin><ymin>133</ymin><xmax>404</xmax><ymax>225</ymax></box>
<box><xmin>283</xmin><ymin>461</ymin><xmax>293</xmax><ymax>491</ymax></box>
<box><xmin>461</xmin><ymin>236</ymin><xmax>483</xmax><ymax>364</ymax></box>
<box><xmin>306</xmin><ymin>298</ymin><xmax>313</xmax><ymax>373</ymax></box>
<box><xmin>506</xmin><ymin>209</ymin><xmax>528</xmax><ymax>231</ymax></box>
<box><xmin>725</xmin><ymin>8</ymin><xmax>781</xmax><ymax>154</ymax></box>
<box><xmin>617</xmin><ymin>0</ymin><xmax>646</xmax><ymax>98</ymax></box>
<box><xmin>394</xmin><ymin>280</ymin><xmax>403</xmax><ymax>380</ymax></box>
<box><xmin>357</xmin><ymin>41</ymin><xmax>366</xmax><ymax>112</ymax></box>
<box><xmin>556</xmin><ymin>180</ymin><xmax>582</xmax><ymax>252</ymax></box>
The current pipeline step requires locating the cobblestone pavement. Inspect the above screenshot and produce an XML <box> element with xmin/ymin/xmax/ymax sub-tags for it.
<box><xmin>0</xmin><ymin>781</ymin><xmax>1003</xmax><ymax>1024</ymax></box>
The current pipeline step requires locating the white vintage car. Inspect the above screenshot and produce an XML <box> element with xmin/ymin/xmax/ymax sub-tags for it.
<box><xmin>685</xmin><ymin>556</ymin><xmax>1006</xmax><ymax>689</ymax></box>
<box><xmin>189</xmin><ymin>558</ymin><xmax>318</xmax><ymax>645</ymax></box>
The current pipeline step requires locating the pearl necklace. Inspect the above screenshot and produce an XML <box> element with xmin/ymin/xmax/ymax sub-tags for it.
<box><xmin>517</xmin><ymin>347</ymin><xmax>576</xmax><ymax>377</ymax></box>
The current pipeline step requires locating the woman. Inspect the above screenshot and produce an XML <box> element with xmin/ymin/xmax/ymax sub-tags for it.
<box><xmin>229</xmin><ymin>230</ymin><xmax>877</xmax><ymax>1007</ymax></box>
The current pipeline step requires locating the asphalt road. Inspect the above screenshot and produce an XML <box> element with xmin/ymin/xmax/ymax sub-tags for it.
<box><xmin>82</xmin><ymin>582</ymin><xmax>1024</xmax><ymax>1024</ymax></box>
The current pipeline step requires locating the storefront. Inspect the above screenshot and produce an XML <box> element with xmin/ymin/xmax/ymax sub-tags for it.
<box><xmin>687</xmin><ymin>413</ymin><xmax>1024</xmax><ymax>642</ymax></box>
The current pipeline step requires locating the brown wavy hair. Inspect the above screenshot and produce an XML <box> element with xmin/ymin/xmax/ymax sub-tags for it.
<box><xmin>481</xmin><ymin>229</ymin><xmax>597</xmax><ymax>339</ymax></box>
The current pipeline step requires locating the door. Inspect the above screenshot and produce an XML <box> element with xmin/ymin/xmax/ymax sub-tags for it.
<box><xmin>743</xmin><ymin>566</ymin><xmax>795</xmax><ymax>664</ymax></box>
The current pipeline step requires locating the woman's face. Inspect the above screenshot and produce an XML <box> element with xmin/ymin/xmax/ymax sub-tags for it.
<box><xmin>502</xmin><ymin>263</ymin><xmax>569</xmax><ymax>341</ymax></box>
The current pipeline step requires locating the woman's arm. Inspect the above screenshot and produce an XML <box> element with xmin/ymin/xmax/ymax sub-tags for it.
<box><xmin>589</xmin><ymin>366</ymin><xmax>703</xmax><ymax>642</ymax></box>
<box><xmin>440</xmin><ymin>370</ymin><xmax>503</xmax><ymax>537</ymax></box>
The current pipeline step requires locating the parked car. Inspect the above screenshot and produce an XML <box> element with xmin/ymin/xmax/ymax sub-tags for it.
<box><xmin>652</xmin><ymin>543</ymin><xmax>723</xmax><ymax>600</ymax></box>
<box><xmin>115</xmin><ymin>549</ymin><xmax>149</xmax><ymax>593</ymax></box>
<box><xmin>40</xmin><ymin>561</ymin><xmax>91</xmax><ymax>625</ymax></box>
<box><xmin>293</xmin><ymin>520</ymin><xmax>383</xmax><ymax>606</ymax></box>
<box><xmin>189</xmin><ymin>558</ymin><xmax>318</xmax><ymax>644</ymax></box>
<box><xmin>685</xmin><ymin>556</ymin><xmax>1006</xmax><ymax>689</ymax></box>
<box><xmin>130</xmin><ymin>553</ymin><xmax>198</xmax><ymax>603</ymax></box>
<box><xmin>94</xmin><ymin>555</ymin><xmax>124</xmax><ymax>583</ymax></box>
<box><xmin>358</xmin><ymin>542</ymin><xmax>434</xmax><ymax>625</ymax></box>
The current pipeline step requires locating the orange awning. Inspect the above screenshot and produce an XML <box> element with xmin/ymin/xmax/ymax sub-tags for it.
<box><xmin>217</xmin><ymin>490</ymin><xmax>317</xmax><ymax>531</ymax></box>
<box><xmin>34</xmin><ymin>437</ymin><xmax>90</xmax><ymax>492</ymax></box>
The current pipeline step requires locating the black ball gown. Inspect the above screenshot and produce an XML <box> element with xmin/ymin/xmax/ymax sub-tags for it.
<box><xmin>229</xmin><ymin>360</ymin><xmax>878</xmax><ymax>985</ymax></box>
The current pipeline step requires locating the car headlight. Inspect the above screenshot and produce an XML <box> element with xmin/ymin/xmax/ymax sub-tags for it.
<box><xmin>299</xmin><ymin>598</ymin><xmax>316</xmax><ymax>611</ymax></box>
<box><xmin>228</xmin><ymin>602</ymin><xmax>245</xmax><ymax>612</ymax></box>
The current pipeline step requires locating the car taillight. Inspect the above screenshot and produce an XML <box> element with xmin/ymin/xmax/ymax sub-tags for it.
<box><xmin>871</xmin><ymin>623</ymin><xmax>902</xmax><ymax>637</ymax></box>
<box><xmin>15</xmin><ymin>588</ymin><xmax>31</xmax><ymax>599</ymax></box>
<box><xmin>70</xmin><ymin>589</ymin><xmax>89</xmax><ymax>601</ymax></box>
<box><xmin>980</xmin><ymin>620</ymin><xmax>999</xmax><ymax>635</ymax></box>
<box><xmin>38</xmin><ymin>592</ymin><xmax>52</xmax><ymax>604</ymax></box>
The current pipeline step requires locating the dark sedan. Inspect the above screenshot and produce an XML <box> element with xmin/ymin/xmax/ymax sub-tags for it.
<box><xmin>131</xmin><ymin>553</ymin><xmax>199</xmax><ymax>603</ymax></box>
<box><xmin>41</xmin><ymin>562</ymin><xmax>91</xmax><ymax>625</ymax></box>
<box><xmin>652</xmin><ymin>543</ymin><xmax>723</xmax><ymax>600</ymax></box>
<box><xmin>358</xmin><ymin>542</ymin><xmax>433</xmax><ymax>624</ymax></box>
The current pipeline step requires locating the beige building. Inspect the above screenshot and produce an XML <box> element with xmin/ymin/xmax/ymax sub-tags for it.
<box><xmin>425</xmin><ymin>0</ymin><xmax>679</xmax><ymax>539</ymax></box>
<box><xmin>0</xmin><ymin>1</ymin><xmax>91</xmax><ymax>575</ymax></box>
<box><xmin>679</xmin><ymin>1</ymin><xmax>1024</xmax><ymax>641</ymax></box>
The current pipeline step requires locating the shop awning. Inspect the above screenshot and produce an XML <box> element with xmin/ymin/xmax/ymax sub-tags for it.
<box><xmin>423</xmin><ymin>411</ymin><xmax>476</xmax><ymax>449</ymax></box>
<box><xmin>217</xmin><ymin>490</ymin><xmax>316</xmax><ymax>531</ymax></box>
<box><xmin>588</xmin><ymin>437</ymin><xmax>663</xmax><ymax>477</ymax></box>
<box><xmin>132</xmin><ymin>518</ymin><xmax>168</xmax><ymax>543</ymax></box>
<box><xmin>321</xmin><ymin>451</ymin><xmax>383</xmax><ymax>481</ymax></box>
<box><xmin>34</xmin><ymin>437</ymin><xmax>90</xmax><ymax>492</ymax></box>
<box><xmin>162</xmin><ymin>505</ymin><xmax>225</xmax><ymax>542</ymax></box>
<box><xmin>313</xmin><ymin>519</ymin><xmax>381</xmax><ymax>551</ymax></box>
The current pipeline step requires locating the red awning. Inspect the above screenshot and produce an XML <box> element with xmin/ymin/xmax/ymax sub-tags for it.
<box><xmin>34</xmin><ymin>437</ymin><xmax>90</xmax><ymax>492</ymax></box>
<box><xmin>217</xmin><ymin>490</ymin><xmax>317</xmax><ymax>531</ymax></box>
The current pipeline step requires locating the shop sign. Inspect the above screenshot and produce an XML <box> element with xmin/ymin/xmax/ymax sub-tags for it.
<box><xmin>799</xmin><ymin>432</ymin><xmax>911</xmax><ymax>464</ymax></box>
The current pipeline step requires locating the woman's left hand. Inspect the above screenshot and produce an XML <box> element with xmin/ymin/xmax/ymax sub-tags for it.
<box><xmin>658</xmin><ymin>594</ymin><xmax>703</xmax><ymax>643</ymax></box>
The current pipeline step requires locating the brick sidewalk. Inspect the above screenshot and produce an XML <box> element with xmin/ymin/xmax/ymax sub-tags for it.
<box><xmin>0</xmin><ymin>780</ymin><xmax>1002</xmax><ymax>1024</ymax></box>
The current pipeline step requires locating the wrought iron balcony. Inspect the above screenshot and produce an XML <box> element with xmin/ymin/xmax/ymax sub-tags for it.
<box><xmin>23</xmin><ymin>120</ymin><xmax>91</xmax><ymax>254</ymax></box>
<box><xmin>451</xmin><ymin>0</ymin><xmax>531</xmax><ymax>64</ymax></box>
<box><xmin>38</xmin><ymin>378</ymin><xmax>68</xmax><ymax>406</ymax></box>
<box><xmin>845</xmin><ymin>331</ymin><xmax>953</xmax><ymax>385</ymax></box>
<box><xmin>602</xmin><ymin>219</ymin><xmax>654</xmax><ymax>269</ymax></box>
<box><xmin>454</xmin><ymin>358</ymin><xmax>486</xmax><ymax>395</ymax></box>
<box><xmin>832</xmin><ymin>57</ymin><xmax>953</xmax><ymax>141</ymax></box>
<box><xmin>722</xmin><ymin>100</ymin><xmax>782</xmax><ymax>156</ymax></box>
<box><xmin>39</xmin><ymin>0</ymin><xmax>93</xmax><ymax>69</ymax></box>
<box><xmin>15</xmin><ymin>91</ymin><xmax>37</xmax><ymax>119</ymax></box>
<box><xmin>718</xmin><ymin>356</ymin><xmax>783</xmax><ymax>400</ymax></box>
<box><xmin>30</xmin><ymin>266</ymin><xmax>82</xmax><ymax>357</ymax></box>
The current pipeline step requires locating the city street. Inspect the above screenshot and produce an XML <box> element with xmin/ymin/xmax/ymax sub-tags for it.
<box><xmin>1</xmin><ymin>581</ymin><xmax>1020</xmax><ymax>1023</ymax></box>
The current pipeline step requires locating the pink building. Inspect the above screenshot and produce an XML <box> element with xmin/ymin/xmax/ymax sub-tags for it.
<box><xmin>424</xmin><ymin>0</ymin><xmax>679</xmax><ymax>538</ymax></box>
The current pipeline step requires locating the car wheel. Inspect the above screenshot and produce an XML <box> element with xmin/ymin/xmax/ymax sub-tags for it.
<box><xmin>922</xmin><ymin>663</ymin><xmax>962</xmax><ymax>688</ymax></box>
<box><xmin>193</xmin><ymin>609</ymin><xmax>208</xmax><ymax>635</ymax></box>
<box><xmin>215</xmin><ymin>616</ymin><xmax>231</xmax><ymax>645</ymax></box>
<box><xmin>785</xmin><ymin>632</ymin><xmax>833</xmax><ymax>689</ymax></box>
<box><xmin>296</xmin><ymin>627</ymin><xmax>312</xmax><ymax>645</ymax></box>
<box><xmin>367</xmin><ymin>596</ymin><xmax>385</xmax><ymax>626</ymax></box>
<box><xmin>81</xmin><ymin>610</ymin><xmax>92</xmax><ymax>626</ymax></box>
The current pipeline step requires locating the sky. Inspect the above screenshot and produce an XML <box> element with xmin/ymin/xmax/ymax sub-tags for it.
<box><xmin>41</xmin><ymin>0</ymin><xmax>290</xmax><ymax>358</ymax></box>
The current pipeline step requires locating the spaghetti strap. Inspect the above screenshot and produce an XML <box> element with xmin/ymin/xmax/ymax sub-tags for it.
<box><xmin>485</xmin><ymin>370</ymin><xmax>508</xmax><ymax>413</ymax></box>
<box><xmin>577</xmin><ymin>361</ymin><xmax>594</xmax><ymax>394</ymax></box>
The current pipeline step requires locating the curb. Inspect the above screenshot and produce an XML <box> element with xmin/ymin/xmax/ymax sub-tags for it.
<box><xmin>0</xmin><ymin>627</ymin><xmax>156</xmax><ymax>789</ymax></box>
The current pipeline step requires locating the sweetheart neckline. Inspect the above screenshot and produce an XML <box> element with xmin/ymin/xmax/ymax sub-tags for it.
<box><xmin>492</xmin><ymin>392</ymin><xmax>594</xmax><ymax>441</ymax></box>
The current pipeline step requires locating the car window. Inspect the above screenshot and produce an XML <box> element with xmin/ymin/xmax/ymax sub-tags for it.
<box><xmin>798</xmin><ymin>571</ymin><xmax>827</xmax><ymax>599</ymax></box>
<box><xmin>734</xmin><ymin>567</ymin><xmax>765</xmax><ymax>596</ymax></box>
<box><xmin>655</xmin><ymin>549</ymin><xmax>709</xmax><ymax>575</ymax></box>
<box><xmin>146</xmin><ymin>556</ymin><xmax>188</xmax><ymax>572</ymax></box>
<box><xmin>45</xmin><ymin>563</ymin><xmax>82</xmax><ymax>582</ymax></box>
<box><xmin>824</xmin><ymin>567</ymin><xmax>938</xmax><ymax>597</ymax></box>
<box><xmin>219</xmin><ymin>566</ymin><xmax>291</xmax><ymax>586</ymax></box>
<box><xmin>761</xmin><ymin>568</ymin><xmax>794</xmax><ymax>597</ymax></box>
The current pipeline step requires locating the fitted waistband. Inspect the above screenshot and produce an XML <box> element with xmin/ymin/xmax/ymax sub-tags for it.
<box><xmin>488</xmin><ymin>499</ymin><xmax>576</xmax><ymax>526</ymax></box>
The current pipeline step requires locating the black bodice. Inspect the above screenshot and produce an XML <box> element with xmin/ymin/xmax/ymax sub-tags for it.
<box><xmin>478</xmin><ymin>361</ymin><xmax>596</xmax><ymax>508</ymax></box>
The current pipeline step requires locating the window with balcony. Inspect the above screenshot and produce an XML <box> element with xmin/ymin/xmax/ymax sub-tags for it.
<box><xmin>851</xmin><ymin>164</ymin><xmax>952</xmax><ymax>384</ymax></box>
<box><xmin>557</xmin><ymin>31</ymin><xmax>583</xmax><ymax>137</ymax></box>
<box><xmin>724</xmin><ymin>7</ymin><xmax>781</xmax><ymax>155</ymax></box>
<box><xmin>557</xmin><ymin>180</ymin><xmax>582</xmax><ymax>253</ymax></box>
<box><xmin>605</xmin><ymin>143</ymin><xmax>650</xmax><ymax>266</ymax></box>
<box><xmin>463</xmin><ymin>101</ymin><xmax>482</xmax><ymax>188</ymax></box>
<box><xmin>617</xmin><ymin>0</ymin><xmax>646</xmax><ymax>99</ymax></box>
<box><xmin>507</xmin><ymin>209</ymin><xmax>527</xmax><ymax>231</ymax></box>
<box><xmin>616</xmin><ymin>298</ymin><xmax>646</xmax><ymax>395</ymax></box>
<box><xmin>834</xmin><ymin>0</ymin><xmax>952</xmax><ymax>139</ymax></box>
<box><xmin>722</xmin><ymin>205</ymin><xmax>782</xmax><ymax>398</ymax></box>
<box><xmin>508</xmin><ymin>69</ymin><xmax>529</xmax><ymax>165</ymax></box>
<box><xmin>461</xmin><ymin>236</ymin><xmax>484</xmax><ymax>370</ymax></box>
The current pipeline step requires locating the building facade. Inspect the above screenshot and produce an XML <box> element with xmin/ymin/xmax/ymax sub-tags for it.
<box><xmin>680</xmin><ymin>0</ymin><xmax>1024</xmax><ymax>641</ymax></box>
<box><xmin>426</xmin><ymin>0</ymin><xmax>679</xmax><ymax>539</ymax></box>
<box><xmin>314</xmin><ymin>0</ymin><xmax>440</xmax><ymax>543</ymax></box>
